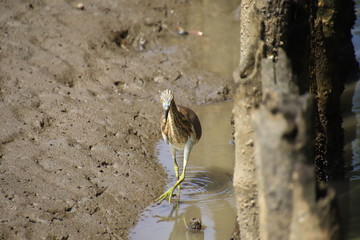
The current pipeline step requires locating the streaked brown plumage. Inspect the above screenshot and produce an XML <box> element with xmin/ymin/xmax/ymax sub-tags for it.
<box><xmin>155</xmin><ymin>89</ymin><xmax>202</xmax><ymax>204</ymax></box>
<box><xmin>161</xmin><ymin>105</ymin><xmax>201</xmax><ymax>148</ymax></box>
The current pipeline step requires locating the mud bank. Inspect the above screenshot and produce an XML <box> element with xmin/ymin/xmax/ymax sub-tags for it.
<box><xmin>0</xmin><ymin>0</ymin><xmax>231</xmax><ymax>239</ymax></box>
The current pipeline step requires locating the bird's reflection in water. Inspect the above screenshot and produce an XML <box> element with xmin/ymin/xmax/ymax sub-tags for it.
<box><xmin>155</xmin><ymin>204</ymin><xmax>204</xmax><ymax>240</ymax></box>
<box><xmin>149</xmin><ymin>165</ymin><xmax>234</xmax><ymax>240</ymax></box>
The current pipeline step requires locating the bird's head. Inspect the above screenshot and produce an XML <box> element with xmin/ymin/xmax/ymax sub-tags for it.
<box><xmin>160</xmin><ymin>89</ymin><xmax>174</xmax><ymax>120</ymax></box>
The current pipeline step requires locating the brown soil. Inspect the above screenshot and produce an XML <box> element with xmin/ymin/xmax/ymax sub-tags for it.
<box><xmin>0</xmin><ymin>0</ymin><xmax>231</xmax><ymax>239</ymax></box>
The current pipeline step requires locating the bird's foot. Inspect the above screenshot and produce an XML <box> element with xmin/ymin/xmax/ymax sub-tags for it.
<box><xmin>155</xmin><ymin>187</ymin><xmax>176</xmax><ymax>205</ymax></box>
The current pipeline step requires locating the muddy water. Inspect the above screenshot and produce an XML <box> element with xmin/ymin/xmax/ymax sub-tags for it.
<box><xmin>343</xmin><ymin>0</ymin><xmax>360</xmax><ymax>239</ymax></box>
<box><xmin>348</xmin><ymin>80</ymin><xmax>360</xmax><ymax>239</ymax></box>
<box><xmin>169</xmin><ymin>0</ymin><xmax>240</xmax><ymax>78</ymax></box>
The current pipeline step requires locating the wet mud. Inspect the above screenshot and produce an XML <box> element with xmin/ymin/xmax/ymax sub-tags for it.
<box><xmin>0</xmin><ymin>0</ymin><xmax>232</xmax><ymax>239</ymax></box>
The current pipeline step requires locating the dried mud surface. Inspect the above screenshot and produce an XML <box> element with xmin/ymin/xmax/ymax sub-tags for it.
<box><xmin>0</xmin><ymin>0</ymin><xmax>231</xmax><ymax>239</ymax></box>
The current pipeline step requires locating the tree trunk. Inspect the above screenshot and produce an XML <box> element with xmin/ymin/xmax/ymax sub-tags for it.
<box><xmin>233</xmin><ymin>0</ymin><xmax>357</xmax><ymax>239</ymax></box>
<box><xmin>232</xmin><ymin>1</ymin><xmax>262</xmax><ymax>239</ymax></box>
<box><xmin>252</xmin><ymin>50</ymin><xmax>341</xmax><ymax>240</ymax></box>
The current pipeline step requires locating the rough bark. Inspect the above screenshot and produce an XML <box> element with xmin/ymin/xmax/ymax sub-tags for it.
<box><xmin>306</xmin><ymin>0</ymin><xmax>357</xmax><ymax>181</ymax></box>
<box><xmin>233</xmin><ymin>0</ymin><xmax>357</xmax><ymax>239</ymax></box>
<box><xmin>232</xmin><ymin>1</ymin><xmax>262</xmax><ymax>238</ymax></box>
<box><xmin>232</xmin><ymin>79</ymin><xmax>261</xmax><ymax>240</ymax></box>
<box><xmin>252</xmin><ymin>50</ymin><xmax>341</xmax><ymax>240</ymax></box>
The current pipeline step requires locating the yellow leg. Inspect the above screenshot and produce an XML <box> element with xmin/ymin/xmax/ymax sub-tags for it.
<box><xmin>174</xmin><ymin>162</ymin><xmax>179</xmax><ymax>179</ymax></box>
<box><xmin>170</xmin><ymin>146</ymin><xmax>179</xmax><ymax>179</ymax></box>
<box><xmin>171</xmin><ymin>146</ymin><xmax>181</xmax><ymax>197</ymax></box>
<box><xmin>174</xmin><ymin>163</ymin><xmax>181</xmax><ymax>198</ymax></box>
<box><xmin>155</xmin><ymin>171</ymin><xmax>185</xmax><ymax>204</ymax></box>
<box><xmin>155</xmin><ymin>140</ymin><xmax>193</xmax><ymax>205</ymax></box>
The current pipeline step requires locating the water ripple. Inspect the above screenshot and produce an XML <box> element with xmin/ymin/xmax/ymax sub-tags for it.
<box><xmin>172</xmin><ymin>167</ymin><xmax>235</xmax><ymax>206</ymax></box>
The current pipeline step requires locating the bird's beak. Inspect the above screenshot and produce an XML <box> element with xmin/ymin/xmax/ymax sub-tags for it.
<box><xmin>163</xmin><ymin>104</ymin><xmax>170</xmax><ymax>120</ymax></box>
<box><xmin>164</xmin><ymin>109</ymin><xmax>169</xmax><ymax>121</ymax></box>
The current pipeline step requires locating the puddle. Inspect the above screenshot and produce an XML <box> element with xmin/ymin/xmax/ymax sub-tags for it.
<box><xmin>169</xmin><ymin>0</ymin><xmax>240</xmax><ymax>78</ymax></box>
<box><xmin>338</xmin><ymin>0</ymin><xmax>360</xmax><ymax>239</ymax></box>
<box><xmin>130</xmin><ymin>101</ymin><xmax>235</xmax><ymax>240</ymax></box>
<box><xmin>340</xmin><ymin>78</ymin><xmax>360</xmax><ymax>239</ymax></box>
<box><xmin>348</xmin><ymin>79</ymin><xmax>360</xmax><ymax>239</ymax></box>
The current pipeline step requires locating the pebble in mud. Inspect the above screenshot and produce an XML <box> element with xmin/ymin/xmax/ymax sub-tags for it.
<box><xmin>188</xmin><ymin>218</ymin><xmax>202</xmax><ymax>231</ymax></box>
<box><xmin>76</xmin><ymin>3</ymin><xmax>85</xmax><ymax>10</ymax></box>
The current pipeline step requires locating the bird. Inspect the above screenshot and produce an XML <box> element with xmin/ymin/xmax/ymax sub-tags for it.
<box><xmin>155</xmin><ymin>89</ymin><xmax>202</xmax><ymax>204</ymax></box>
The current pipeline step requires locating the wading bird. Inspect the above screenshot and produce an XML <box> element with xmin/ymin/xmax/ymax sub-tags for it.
<box><xmin>155</xmin><ymin>89</ymin><xmax>202</xmax><ymax>204</ymax></box>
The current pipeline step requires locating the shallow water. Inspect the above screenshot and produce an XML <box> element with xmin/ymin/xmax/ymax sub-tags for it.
<box><xmin>348</xmin><ymin>80</ymin><xmax>360</xmax><ymax>238</ymax></box>
<box><xmin>130</xmin><ymin>101</ymin><xmax>235</xmax><ymax>240</ymax></box>
<box><xmin>169</xmin><ymin>0</ymin><xmax>240</xmax><ymax>78</ymax></box>
<box><xmin>343</xmin><ymin>0</ymin><xmax>360</xmax><ymax>239</ymax></box>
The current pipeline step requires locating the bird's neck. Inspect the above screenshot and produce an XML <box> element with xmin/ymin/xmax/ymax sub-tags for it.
<box><xmin>168</xmin><ymin>101</ymin><xmax>182</xmax><ymax>124</ymax></box>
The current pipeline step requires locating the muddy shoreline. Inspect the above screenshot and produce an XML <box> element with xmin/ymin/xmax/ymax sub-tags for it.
<box><xmin>0</xmin><ymin>1</ymin><xmax>232</xmax><ymax>239</ymax></box>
